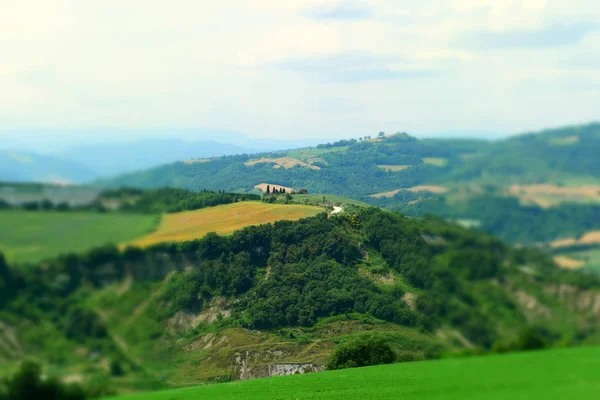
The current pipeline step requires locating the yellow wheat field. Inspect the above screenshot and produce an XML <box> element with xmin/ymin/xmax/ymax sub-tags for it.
<box><xmin>127</xmin><ymin>202</ymin><xmax>323</xmax><ymax>248</ymax></box>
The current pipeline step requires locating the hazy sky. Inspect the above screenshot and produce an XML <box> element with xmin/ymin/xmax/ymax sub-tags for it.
<box><xmin>1</xmin><ymin>0</ymin><xmax>599</xmax><ymax>144</ymax></box>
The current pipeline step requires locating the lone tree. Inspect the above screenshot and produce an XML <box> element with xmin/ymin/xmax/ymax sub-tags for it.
<box><xmin>378</xmin><ymin>131</ymin><xmax>385</xmax><ymax>138</ymax></box>
<box><xmin>326</xmin><ymin>334</ymin><xmax>396</xmax><ymax>370</ymax></box>
<box><xmin>266</xmin><ymin>185</ymin><xmax>270</xmax><ymax>194</ymax></box>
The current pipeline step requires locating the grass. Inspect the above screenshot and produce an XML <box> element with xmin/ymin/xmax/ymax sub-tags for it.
<box><xmin>0</xmin><ymin>210</ymin><xmax>158</xmax><ymax>264</ymax></box>
<box><xmin>287</xmin><ymin>146</ymin><xmax>349</xmax><ymax>161</ymax></box>
<box><xmin>549</xmin><ymin>136</ymin><xmax>580</xmax><ymax>146</ymax></box>
<box><xmin>244</xmin><ymin>157</ymin><xmax>320</xmax><ymax>171</ymax></box>
<box><xmin>128</xmin><ymin>202</ymin><xmax>323</xmax><ymax>247</ymax></box>
<box><xmin>422</xmin><ymin>157</ymin><xmax>449</xmax><ymax>167</ymax></box>
<box><xmin>292</xmin><ymin>194</ymin><xmax>371</xmax><ymax>208</ymax></box>
<box><xmin>107</xmin><ymin>346</ymin><xmax>600</xmax><ymax>400</ymax></box>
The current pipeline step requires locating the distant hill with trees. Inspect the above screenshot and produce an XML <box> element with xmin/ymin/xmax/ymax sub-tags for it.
<box><xmin>100</xmin><ymin>123</ymin><xmax>600</xmax><ymax>246</ymax></box>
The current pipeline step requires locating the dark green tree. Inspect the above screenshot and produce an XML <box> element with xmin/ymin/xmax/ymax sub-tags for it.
<box><xmin>3</xmin><ymin>361</ymin><xmax>85</xmax><ymax>400</ymax></box>
<box><xmin>326</xmin><ymin>334</ymin><xmax>396</xmax><ymax>370</ymax></box>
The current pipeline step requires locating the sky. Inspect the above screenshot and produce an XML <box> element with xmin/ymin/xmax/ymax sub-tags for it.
<box><xmin>1</xmin><ymin>0</ymin><xmax>599</xmax><ymax>147</ymax></box>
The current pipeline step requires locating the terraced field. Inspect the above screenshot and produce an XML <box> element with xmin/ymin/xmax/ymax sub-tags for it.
<box><xmin>107</xmin><ymin>346</ymin><xmax>600</xmax><ymax>400</ymax></box>
<box><xmin>128</xmin><ymin>202</ymin><xmax>323</xmax><ymax>247</ymax></box>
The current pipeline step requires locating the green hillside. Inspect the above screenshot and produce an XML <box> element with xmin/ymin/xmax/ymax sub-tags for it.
<box><xmin>108</xmin><ymin>346</ymin><xmax>600</xmax><ymax>400</ymax></box>
<box><xmin>1</xmin><ymin>208</ymin><xmax>599</xmax><ymax>395</ymax></box>
<box><xmin>100</xmin><ymin>123</ymin><xmax>600</xmax><ymax>261</ymax></box>
<box><xmin>102</xmin><ymin>124</ymin><xmax>600</xmax><ymax>196</ymax></box>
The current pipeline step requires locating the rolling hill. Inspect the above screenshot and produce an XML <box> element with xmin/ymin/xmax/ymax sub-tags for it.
<box><xmin>100</xmin><ymin>123</ymin><xmax>600</xmax><ymax>268</ymax></box>
<box><xmin>108</xmin><ymin>346</ymin><xmax>600</xmax><ymax>400</ymax></box>
<box><xmin>102</xmin><ymin>124</ymin><xmax>600</xmax><ymax>196</ymax></box>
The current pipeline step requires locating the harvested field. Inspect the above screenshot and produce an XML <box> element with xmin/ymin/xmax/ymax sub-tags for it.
<box><xmin>554</xmin><ymin>255</ymin><xmax>586</xmax><ymax>269</ymax></box>
<box><xmin>370</xmin><ymin>185</ymin><xmax>448</xmax><ymax>198</ymax></box>
<box><xmin>551</xmin><ymin>231</ymin><xmax>600</xmax><ymax>249</ymax></box>
<box><xmin>549</xmin><ymin>136</ymin><xmax>580</xmax><ymax>146</ymax></box>
<box><xmin>508</xmin><ymin>184</ymin><xmax>600</xmax><ymax>207</ymax></box>
<box><xmin>128</xmin><ymin>202</ymin><xmax>323</xmax><ymax>248</ymax></box>
<box><xmin>377</xmin><ymin>165</ymin><xmax>411</xmax><ymax>172</ymax></box>
<box><xmin>422</xmin><ymin>157</ymin><xmax>448</xmax><ymax>167</ymax></box>
<box><xmin>184</xmin><ymin>158</ymin><xmax>212</xmax><ymax>165</ymax></box>
<box><xmin>244</xmin><ymin>157</ymin><xmax>320</xmax><ymax>170</ymax></box>
<box><xmin>254</xmin><ymin>183</ymin><xmax>296</xmax><ymax>194</ymax></box>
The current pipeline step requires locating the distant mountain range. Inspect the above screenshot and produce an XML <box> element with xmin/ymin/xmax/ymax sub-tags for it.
<box><xmin>0</xmin><ymin>130</ymin><xmax>326</xmax><ymax>183</ymax></box>
<box><xmin>0</xmin><ymin>150</ymin><xmax>98</xmax><ymax>184</ymax></box>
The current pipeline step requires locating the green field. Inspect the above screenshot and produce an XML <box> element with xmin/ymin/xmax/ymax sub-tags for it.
<box><xmin>287</xmin><ymin>146</ymin><xmax>349</xmax><ymax>161</ymax></box>
<box><xmin>0</xmin><ymin>210</ymin><xmax>158</xmax><ymax>264</ymax></box>
<box><xmin>561</xmin><ymin>247</ymin><xmax>600</xmax><ymax>273</ymax></box>
<box><xmin>292</xmin><ymin>194</ymin><xmax>371</xmax><ymax>208</ymax></box>
<box><xmin>108</xmin><ymin>346</ymin><xmax>600</xmax><ymax>400</ymax></box>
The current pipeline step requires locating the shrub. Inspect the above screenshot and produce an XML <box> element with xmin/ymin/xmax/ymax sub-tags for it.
<box><xmin>514</xmin><ymin>328</ymin><xmax>547</xmax><ymax>351</ymax></box>
<box><xmin>2</xmin><ymin>361</ymin><xmax>86</xmax><ymax>400</ymax></box>
<box><xmin>110</xmin><ymin>359</ymin><xmax>125</xmax><ymax>377</ymax></box>
<box><xmin>326</xmin><ymin>334</ymin><xmax>396</xmax><ymax>370</ymax></box>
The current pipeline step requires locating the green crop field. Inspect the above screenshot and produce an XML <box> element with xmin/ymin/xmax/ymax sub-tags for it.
<box><xmin>0</xmin><ymin>210</ymin><xmax>158</xmax><ymax>264</ymax></box>
<box><xmin>107</xmin><ymin>346</ymin><xmax>600</xmax><ymax>400</ymax></box>
<box><xmin>287</xmin><ymin>146</ymin><xmax>349</xmax><ymax>161</ymax></box>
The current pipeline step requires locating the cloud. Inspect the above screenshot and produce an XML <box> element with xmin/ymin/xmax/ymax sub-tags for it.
<box><xmin>270</xmin><ymin>52</ymin><xmax>439</xmax><ymax>82</ymax></box>
<box><xmin>464</xmin><ymin>22</ymin><xmax>600</xmax><ymax>49</ymax></box>
<box><xmin>306</xmin><ymin>0</ymin><xmax>373</xmax><ymax>21</ymax></box>
<box><xmin>1</xmin><ymin>0</ymin><xmax>600</xmax><ymax>142</ymax></box>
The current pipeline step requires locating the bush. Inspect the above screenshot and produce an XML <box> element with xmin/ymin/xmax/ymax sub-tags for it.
<box><xmin>2</xmin><ymin>361</ymin><xmax>86</xmax><ymax>400</ymax></box>
<box><xmin>110</xmin><ymin>360</ymin><xmax>125</xmax><ymax>377</ymax></box>
<box><xmin>492</xmin><ymin>328</ymin><xmax>548</xmax><ymax>353</ymax></box>
<box><xmin>514</xmin><ymin>328</ymin><xmax>547</xmax><ymax>351</ymax></box>
<box><xmin>326</xmin><ymin>334</ymin><xmax>396</xmax><ymax>370</ymax></box>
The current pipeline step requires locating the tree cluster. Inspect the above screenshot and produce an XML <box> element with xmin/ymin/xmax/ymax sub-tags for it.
<box><xmin>0</xmin><ymin>362</ymin><xmax>85</xmax><ymax>400</ymax></box>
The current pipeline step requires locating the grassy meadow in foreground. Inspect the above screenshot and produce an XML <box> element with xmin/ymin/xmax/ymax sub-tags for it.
<box><xmin>0</xmin><ymin>210</ymin><xmax>158</xmax><ymax>264</ymax></box>
<box><xmin>108</xmin><ymin>346</ymin><xmax>600</xmax><ymax>400</ymax></box>
<box><xmin>128</xmin><ymin>202</ymin><xmax>323</xmax><ymax>247</ymax></box>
